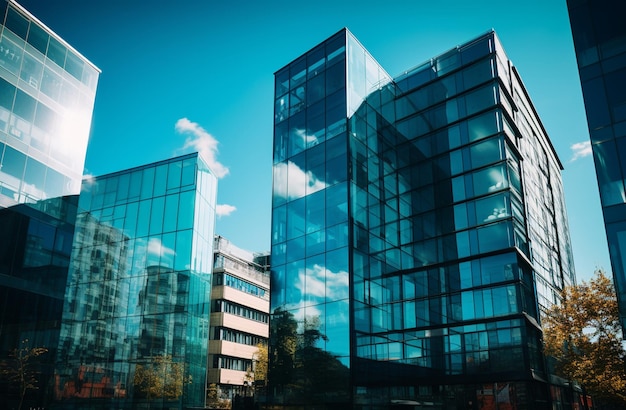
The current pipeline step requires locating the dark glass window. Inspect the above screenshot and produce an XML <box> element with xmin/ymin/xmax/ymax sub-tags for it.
<box><xmin>13</xmin><ymin>89</ymin><xmax>36</xmax><ymax>122</ymax></box>
<box><xmin>0</xmin><ymin>77</ymin><xmax>16</xmax><ymax>110</ymax></box>
<box><xmin>46</xmin><ymin>36</ymin><xmax>66</xmax><ymax>68</ymax></box>
<box><xmin>1</xmin><ymin>145</ymin><xmax>26</xmax><ymax>179</ymax></box>
<box><xmin>64</xmin><ymin>51</ymin><xmax>84</xmax><ymax>82</ymax></box>
<box><xmin>23</xmin><ymin>157</ymin><xmax>46</xmax><ymax>189</ymax></box>
<box><xmin>5</xmin><ymin>7</ymin><xmax>29</xmax><ymax>40</ymax></box>
<box><xmin>26</xmin><ymin>22</ymin><xmax>48</xmax><ymax>55</ymax></box>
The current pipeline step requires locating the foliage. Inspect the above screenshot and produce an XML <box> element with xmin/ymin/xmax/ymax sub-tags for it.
<box><xmin>268</xmin><ymin>308</ymin><xmax>349</xmax><ymax>404</ymax></box>
<box><xmin>0</xmin><ymin>339</ymin><xmax>48</xmax><ymax>410</ymax></box>
<box><xmin>133</xmin><ymin>355</ymin><xmax>191</xmax><ymax>401</ymax></box>
<box><xmin>543</xmin><ymin>270</ymin><xmax>626</xmax><ymax>406</ymax></box>
<box><xmin>206</xmin><ymin>383</ymin><xmax>230</xmax><ymax>409</ymax></box>
<box><xmin>252</xmin><ymin>342</ymin><xmax>268</xmax><ymax>385</ymax></box>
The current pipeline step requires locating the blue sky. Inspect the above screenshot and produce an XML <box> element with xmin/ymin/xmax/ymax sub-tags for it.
<box><xmin>18</xmin><ymin>0</ymin><xmax>610</xmax><ymax>282</ymax></box>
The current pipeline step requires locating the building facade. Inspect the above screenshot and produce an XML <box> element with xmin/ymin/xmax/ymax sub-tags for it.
<box><xmin>208</xmin><ymin>235</ymin><xmax>270</xmax><ymax>402</ymax></box>
<box><xmin>53</xmin><ymin>153</ymin><xmax>217</xmax><ymax>409</ymax></box>
<box><xmin>269</xmin><ymin>29</ymin><xmax>576</xmax><ymax>409</ymax></box>
<box><xmin>567</xmin><ymin>0</ymin><xmax>626</xmax><ymax>330</ymax></box>
<box><xmin>0</xmin><ymin>0</ymin><xmax>99</xmax><ymax>407</ymax></box>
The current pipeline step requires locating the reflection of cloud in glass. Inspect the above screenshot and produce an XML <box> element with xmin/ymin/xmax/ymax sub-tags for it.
<box><xmin>294</xmin><ymin>264</ymin><xmax>349</xmax><ymax>301</ymax></box>
<box><xmin>148</xmin><ymin>238</ymin><xmax>176</xmax><ymax>257</ymax></box>
<box><xmin>295</xmin><ymin>128</ymin><xmax>318</xmax><ymax>148</ymax></box>
<box><xmin>274</xmin><ymin>161</ymin><xmax>327</xmax><ymax>200</ymax></box>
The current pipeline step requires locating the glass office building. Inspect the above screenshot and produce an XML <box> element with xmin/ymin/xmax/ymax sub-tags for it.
<box><xmin>567</xmin><ymin>0</ymin><xmax>626</xmax><ymax>330</ymax></box>
<box><xmin>270</xmin><ymin>29</ymin><xmax>576</xmax><ymax>409</ymax></box>
<box><xmin>53</xmin><ymin>153</ymin><xmax>217</xmax><ymax>409</ymax></box>
<box><xmin>0</xmin><ymin>1</ymin><xmax>99</xmax><ymax>407</ymax></box>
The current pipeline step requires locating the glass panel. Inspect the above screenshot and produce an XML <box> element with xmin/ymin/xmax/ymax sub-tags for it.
<box><xmin>167</xmin><ymin>160</ymin><xmax>182</xmax><ymax>190</ymax></box>
<box><xmin>175</xmin><ymin>229</ymin><xmax>192</xmax><ymax>271</ymax></box>
<box><xmin>153</xmin><ymin>164</ymin><xmax>168</xmax><ymax>196</ymax></box>
<box><xmin>163</xmin><ymin>194</ymin><xmax>179</xmax><ymax>233</ymax></box>
<box><xmin>1</xmin><ymin>145</ymin><xmax>25</xmax><ymax>179</ymax></box>
<box><xmin>181</xmin><ymin>157</ymin><xmax>196</xmax><ymax>186</ymax></box>
<box><xmin>19</xmin><ymin>51</ymin><xmax>43</xmax><ymax>90</ymax></box>
<box><xmin>46</xmin><ymin>36</ymin><xmax>66</xmax><ymax>68</ymax></box>
<box><xmin>177</xmin><ymin>190</ymin><xmax>195</xmax><ymax>230</ymax></box>
<box><xmin>0</xmin><ymin>34</ymin><xmax>23</xmax><ymax>75</ymax></box>
<box><xmin>23</xmin><ymin>157</ymin><xmax>45</xmax><ymax>190</ymax></box>
<box><xmin>26</xmin><ymin>22</ymin><xmax>49</xmax><ymax>55</ymax></box>
<box><xmin>64</xmin><ymin>51</ymin><xmax>84</xmax><ymax>82</ymax></box>
<box><xmin>5</xmin><ymin>7</ymin><xmax>29</xmax><ymax>40</ymax></box>
<box><xmin>140</xmin><ymin>167</ymin><xmax>155</xmax><ymax>199</ymax></box>
<box><xmin>149</xmin><ymin>196</ymin><xmax>165</xmax><ymax>235</ymax></box>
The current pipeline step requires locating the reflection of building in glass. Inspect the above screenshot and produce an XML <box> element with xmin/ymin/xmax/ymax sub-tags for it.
<box><xmin>208</xmin><ymin>235</ymin><xmax>270</xmax><ymax>402</ymax></box>
<box><xmin>270</xmin><ymin>29</ymin><xmax>577</xmax><ymax>408</ymax></box>
<box><xmin>55</xmin><ymin>153</ymin><xmax>217</xmax><ymax>409</ymax></box>
<box><xmin>567</xmin><ymin>0</ymin><xmax>626</xmax><ymax>330</ymax></box>
<box><xmin>0</xmin><ymin>1</ymin><xmax>99</xmax><ymax>407</ymax></box>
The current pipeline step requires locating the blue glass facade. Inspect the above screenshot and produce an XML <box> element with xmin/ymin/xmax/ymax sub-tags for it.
<box><xmin>53</xmin><ymin>153</ymin><xmax>217</xmax><ymax>409</ymax></box>
<box><xmin>270</xmin><ymin>29</ymin><xmax>576</xmax><ymax>409</ymax></box>
<box><xmin>567</xmin><ymin>0</ymin><xmax>626</xmax><ymax>330</ymax></box>
<box><xmin>0</xmin><ymin>1</ymin><xmax>99</xmax><ymax>407</ymax></box>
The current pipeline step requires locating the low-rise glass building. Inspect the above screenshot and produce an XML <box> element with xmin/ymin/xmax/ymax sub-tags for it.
<box><xmin>269</xmin><ymin>29</ymin><xmax>576</xmax><ymax>409</ymax></box>
<box><xmin>54</xmin><ymin>153</ymin><xmax>217</xmax><ymax>409</ymax></box>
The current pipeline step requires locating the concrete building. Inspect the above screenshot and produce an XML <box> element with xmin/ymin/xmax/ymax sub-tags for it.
<box><xmin>209</xmin><ymin>235</ymin><xmax>270</xmax><ymax>402</ymax></box>
<box><xmin>269</xmin><ymin>29</ymin><xmax>576</xmax><ymax>409</ymax></box>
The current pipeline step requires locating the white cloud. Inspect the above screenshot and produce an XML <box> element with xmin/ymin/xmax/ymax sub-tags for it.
<box><xmin>570</xmin><ymin>140</ymin><xmax>592</xmax><ymax>162</ymax></box>
<box><xmin>147</xmin><ymin>238</ymin><xmax>176</xmax><ymax>257</ymax></box>
<box><xmin>175</xmin><ymin>118</ymin><xmax>229</xmax><ymax>178</ymax></box>
<box><xmin>216</xmin><ymin>204</ymin><xmax>237</xmax><ymax>217</ymax></box>
<box><xmin>273</xmin><ymin>161</ymin><xmax>327</xmax><ymax>200</ymax></box>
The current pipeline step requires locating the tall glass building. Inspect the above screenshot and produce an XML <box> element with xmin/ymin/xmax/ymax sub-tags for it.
<box><xmin>0</xmin><ymin>0</ymin><xmax>99</xmax><ymax>407</ymax></box>
<box><xmin>567</xmin><ymin>0</ymin><xmax>626</xmax><ymax>330</ymax></box>
<box><xmin>270</xmin><ymin>29</ymin><xmax>576</xmax><ymax>409</ymax></box>
<box><xmin>53</xmin><ymin>153</ymin><xmax>217</xmax><ymax>409</ymax></box>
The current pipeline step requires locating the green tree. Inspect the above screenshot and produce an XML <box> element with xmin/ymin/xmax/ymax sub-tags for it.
<box><xmin>543</xmin><ymin>270</ymin><xmax>626</xmax><ymax>407</ymax></box>
<box><xmin>0</xmin><ymin>339</ymin><xmax>48</xmax><ymax>410</ymax></box>
<box><xmin>133</xmin><ymin>355</ymin><xmax>191</xmax><ymax>401</ymax></box>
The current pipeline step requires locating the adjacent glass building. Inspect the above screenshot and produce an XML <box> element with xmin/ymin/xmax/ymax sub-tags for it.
<box><xmin>53</xmin><ymin>153</ymin><xmax>217</xmax><ymax>409</ymax></box>
<box><xmin>567</xmin><ymin>0</ymin><xmax>626</xmax><ymax>330</ymax></box>
<box><xmin>270</xmin><ymin>29</ymin><xmax>576</xmax><ymax>409</ymax></box>
<box><xmin>0</xmin><ymin>1</ymin><xmax>99</xmax><ymax>407</ymax></box>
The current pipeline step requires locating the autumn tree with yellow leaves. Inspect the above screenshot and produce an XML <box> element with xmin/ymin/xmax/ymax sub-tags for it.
<box><xmin>542</xmin><ymin>270</ymin><xmax>626</xmax><ymax>407</ymax></box>
<box><xmin>133</xmin><ymin>355</ymin><xmax>191</xmax><ymax>401</ymax></box>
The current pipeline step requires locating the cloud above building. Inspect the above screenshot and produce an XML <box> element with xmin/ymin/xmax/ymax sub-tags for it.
<box><xmin>175</xmin><ymin>118</ymin><xmax>229</xmax><ymax>178</ymax></box>
<box><xmin>570</xmin><ymin>140</ymin><xmax>592</xmax><ymax>162</ymax></box>
<box><xmin>216</xmin><ymin>204</ymin><xmax>237</xmax><ymax>217</ymax></box>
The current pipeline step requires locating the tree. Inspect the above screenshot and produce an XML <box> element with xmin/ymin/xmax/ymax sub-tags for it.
<box><xmin>0</xmin><ymin>339</ymin><xmax>48</xmax><ymax>410</ymax></box>
<box><xmin>206</xmin><ymin>383</ymin><xmax>229</xmax><ymax>409</ymax></box>
<box><xmin>543</xmin><ymin>270</ymin><xmax>626</xmax><ymax>407</ymax></box>
<box><xmin>133</xmin><ymin>355</ymin><xmax>191</xmax><ymax>401</ymax></box>
<box><xmin>252</xmin><ymin>342</ymin><xmax>268</xmax><ymax>385</ymax></box>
